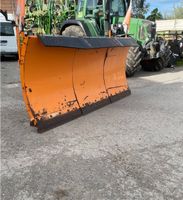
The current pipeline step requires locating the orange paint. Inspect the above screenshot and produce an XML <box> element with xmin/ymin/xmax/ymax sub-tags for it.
<box><xmin>104</xmin><ymin>47</ymin><xmax>129</xmax><ymax>98</ymax></box>
<box><xmin>123</xmin><ymin>0</ymin><xmax>132</xmax><ymax>34</ymax></box>
<box><xmin>19</xmin><ymin>36</ymin><xmax>130</xmax><ymax>130</ymax></box>
<box><xmin>73</xmin><ymin>48</ymin><xmax>109</xmax><ymax>110</ymax></box>
<box><xmin>16</xmin><ymin>0</ymin><xmax>25</xmax><ymax>25</ymax></box>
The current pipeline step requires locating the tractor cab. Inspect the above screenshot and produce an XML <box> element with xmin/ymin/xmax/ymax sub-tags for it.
<box><xmin>76</xmin><ymin>0</ymin><xmax>128</xmax><ymax>36</ymax></box>
<box><xmin>140</xmin><ymin>20</ymin><xmax>156</xmax><ymax>43</ymax></box>
<box><xmin>128</xmin><ymin>18</ymin><xmax>156</xmax><ymax>46</ymax></box>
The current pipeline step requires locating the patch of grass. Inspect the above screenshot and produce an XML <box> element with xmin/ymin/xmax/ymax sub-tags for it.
<box><xmin>176</xmin><ymin>59</ymin><xmax>183</xmax><ymax>67</ymax></box>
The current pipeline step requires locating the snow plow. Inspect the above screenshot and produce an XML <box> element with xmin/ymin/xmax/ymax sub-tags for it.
<box><xmin>17</xmin><ymin>0</ymin><xmax>137</xmax><ymax>132</ymax></box>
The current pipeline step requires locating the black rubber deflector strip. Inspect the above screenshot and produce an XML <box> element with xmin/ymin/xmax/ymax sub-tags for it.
<box><xmin>81</xmin><ymin>98</ymin><xmax>110</xmax><ymax>114</ymax></box>
<box><xmin>35</xmin><ymin>89</ymin><xmax>131</xmax><ymax>133</ymax></box>
<box><xmin>109</xmin><ymin>89</ymin><xmax>131</xmax><ymax>102</ymax></box>
<box><xmin>37</xmin><ymin>110</ymin><xmax>81</xmax><ymax>133</ymax></box>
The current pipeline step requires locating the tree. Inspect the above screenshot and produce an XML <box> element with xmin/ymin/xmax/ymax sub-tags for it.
<box><xmin>146</xmin><ymin>8</ymin><xmax>163</xmax><ymax>21</ymax></box>
<box><xmin>172</xmin><ymin>2</ymin><xmax>183</xmax><ymax>19</ymax></box>
<box><xmin>132</xmin><ymin>0</ymin><xmax>150</xmax><ymax>19</ymax></box>
<box><xmin>164</xmin><ymin>1</ymin><xmax>183</xmax><ymax>19</ymax></box>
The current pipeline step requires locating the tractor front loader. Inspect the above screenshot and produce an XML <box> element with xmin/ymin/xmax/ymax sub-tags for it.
<box><xmin>16</xmin><ymin>0</ymin><xmax>137</xmax><ymax>132</ymax></box>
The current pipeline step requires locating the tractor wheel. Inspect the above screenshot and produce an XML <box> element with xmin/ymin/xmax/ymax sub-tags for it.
<box><xmin>142</xmin><ymin>58</ymin><xmax>164</xmax><ymax>72</ymax></box>
<box><xmin>155</xmin><ymin>58</ymin><xmax>164</xmax><ymax>71</ymax></box>
<box><xmin>62</xmin><ymin>25</ymin><xmax>85</xmax><ymax>37</ymax></box>
<box><xmin>165</xmin><ymin>46</ymin><xmax>173</xmax><ymax>67</ymax></box>
<box><xmin>15</xmin><ymin>53</ymin><xmax>19</xmax><ymax>61</ymax></box>
<box><xmin>126</xmin><ymin>47</ymin><xmax>142</xmax><ymax>77</ymax></box>
<box><xmin>161</xmin><ymin>42</ymin><xmax>172</xmax><ymax>68</ymax></box>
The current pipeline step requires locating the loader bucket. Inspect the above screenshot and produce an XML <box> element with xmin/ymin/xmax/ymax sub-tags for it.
<box><xmin>19</xmin><ymin>35</ymin><xmax>137</xmax><ymax>132</ymax></box>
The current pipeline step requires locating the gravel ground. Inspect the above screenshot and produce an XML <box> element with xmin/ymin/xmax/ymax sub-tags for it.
<box><xmin>1</xmin><ymin>60</ymin><xmax>183</xmax><ymax>200</ymax></box>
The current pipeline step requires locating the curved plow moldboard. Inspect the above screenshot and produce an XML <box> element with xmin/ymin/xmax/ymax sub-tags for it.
<box><xmin>20</xmin><ymin>36</ymin><xmax>134</xmax><ymax>132</ymax></box>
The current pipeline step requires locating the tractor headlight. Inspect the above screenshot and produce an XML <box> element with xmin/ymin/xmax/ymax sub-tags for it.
<box><xmin>117</xmin><ymin>24</ymin><xmax>122</xmax><ymax>28</ymax></box>
<box><xmin>111</xmin><ymin>24</ymin><xmax>124</xmax><ymax>35</ymax></box>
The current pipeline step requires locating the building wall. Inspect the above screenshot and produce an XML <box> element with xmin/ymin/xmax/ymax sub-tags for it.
<box><xmin>0</xmin><ymin>0</ymin><xmax>16</xmax><ymax>13</ymax></box>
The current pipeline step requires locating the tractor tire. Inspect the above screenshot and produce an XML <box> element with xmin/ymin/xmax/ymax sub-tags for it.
<box><xmin>62</xmin><ymin>25</ymin><xmax>85</xmax><ymax>37</ymax></box>
<box><xmin>156</xmin><ymin>58</ymin><xmax>164</xmax><ymax>71</ymax></box>
<box><xmin>142</xmin><ymin>40</ymin><xmax>172</xmax><ymax>71</ymax></box>
<box><xmin>161</xmin><ymin>42</ymin><xmax>172</xmax><ymax>68</ymax></box>
<box><xmin>126</xmin><ymin>47</ymin><xmax>142</xmax><ymax>77</ymax></box>
<box><xmin>15</xmin><ymin>53</ymin><xmax>19</xmax><ymax>61</ymax></box>
<box><xmin>142</xmin><ymin>57</ymin><xmax>164</xmax><ymax>72</ymax></box>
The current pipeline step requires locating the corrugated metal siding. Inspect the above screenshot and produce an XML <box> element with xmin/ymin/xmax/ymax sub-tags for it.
<box><xmin>156</xmin><ymin>19</ymin><xmax>183</xmax><ymax>32</ymax></box>
<box><xmin>0</xmin><ymin>0</ymin><xmax>16</xmax><ymax>14</ymax></box>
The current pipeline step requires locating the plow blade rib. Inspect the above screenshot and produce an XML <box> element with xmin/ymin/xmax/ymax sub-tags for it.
<box><xmin>20</xmin><ymin>36</ymin><xmax>136</xmax><ymax>132</ymax></box>
<box><xmin>104</xmin><ymin>47</ymin><xmax>131</xmax><ymax>102</ymax></box>
<box><xmin>21</xmin><ymin>37</ymin><xmax>81</xmax><ymax>132</ymax></box>
<box><xmin>73</xmin><ymin>48</ymin><xmax>110</xmax><ymax>114</ymax></box>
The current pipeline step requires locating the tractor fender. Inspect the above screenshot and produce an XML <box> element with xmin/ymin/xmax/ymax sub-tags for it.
<box><xmin>60</xmin><ymin>20</ymin><xmax>92</xmax><ymax>36</ymax></box>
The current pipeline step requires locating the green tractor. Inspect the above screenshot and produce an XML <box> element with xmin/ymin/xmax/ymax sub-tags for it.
<box><xmin>127</xmin><ymin>18</ymin><xmax>171</xmax><ymax>74</ymax></box>
<box><xmin>61</xmin><ymin>0</ymin><xmax>128</xmax><ymax>37</ymax></box>
<box><xmin>60</xmin><ymin>0</ymin><xmax>171</xmax><ymax>76</ymax></box>
<box><xmin>61</xmin><ymin>0</ymin><xmax>140</xmax><ymax>76</ymax></box>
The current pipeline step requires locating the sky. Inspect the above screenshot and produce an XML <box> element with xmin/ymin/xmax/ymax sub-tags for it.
<box><xmin>146</xmin><ymin>0</ymin><xmax>182</xmax><ymax>16</ymax></box>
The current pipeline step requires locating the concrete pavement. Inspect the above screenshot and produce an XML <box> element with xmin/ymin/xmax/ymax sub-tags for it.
<box><xmin>1</xmin><ymin>60</ymin><xmax>183</xmax><ymax>200</ymax></box>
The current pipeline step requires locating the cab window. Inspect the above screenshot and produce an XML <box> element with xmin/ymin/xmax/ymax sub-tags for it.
<box><xmin>111</xmin><ymin>0</ymin><xmax>126</xmax><ymax>16</ymax></box>
<box><xmin>139</xmin><ymin>26</ymin><xmax>146</xmax><ymax>41</ymax></box>
<box><xmin>78</xmin><ymin>0</ymin><xmax>85</xmax><ymax>12</ymax></box>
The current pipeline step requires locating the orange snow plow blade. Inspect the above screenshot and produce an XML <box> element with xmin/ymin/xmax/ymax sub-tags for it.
<box><xmin>19</xmin><ymin>35</ymin><xmax>137</xmax><ymax>132</ymax></box>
